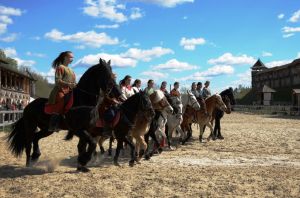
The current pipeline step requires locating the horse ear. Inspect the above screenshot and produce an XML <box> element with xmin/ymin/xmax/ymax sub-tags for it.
<box><xmin>99</xmin><ymin>58</ymin><xmax>102</xmax><ymax>64</ymax></box>
<box><xmin>108</xmin><ymin>60</ymin><xmax>111</xmax><ymax>66</ymax></box>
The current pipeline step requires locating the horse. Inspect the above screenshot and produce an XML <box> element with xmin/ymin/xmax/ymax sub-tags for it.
<box><xmin>6</xmin><ymin>58</ymin><xmax>122</xmax><ymax>167</ymax></box>
<box><xmin>181</xmin><ymin>88</ymin><xmax>235</xmax><ymax>143</ymax></box>
<box><xmin>130</xmin><ymin>90</ymin><xmax>173</xmax><ymax>161</ymax></box>
<box><xmin>165</xmin><ymin>90</ymin><xmax>200</xmax><ymax>148</ymax></box>
<box><xmin>190</xmin><ymin>94</ymin><xmax>228</xmax><ymax>142</ymax></box>
<box><xmin>210</xmin><ymin>88</ymin><xmax>236</xmax><ymax>140</ymax></box>
<box><xmin>98</xmin><ymin>90</ymin><xmax>173</xmax><ymax>160</ymax></box>
<box><xmin>143</xmin><ymin>92</ymin><xmax>178</xmax><ymax>159</ymax></box>
<box><xmin>65</xmin><ymin>91</ymin><xmax>155</xmax><ymax>172</ymax></box>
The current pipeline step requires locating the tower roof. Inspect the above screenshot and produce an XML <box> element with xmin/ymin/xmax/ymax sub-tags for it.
<box><xmin>251</xmin><ymin>59</ymin><xmax>267</xmax><ymax>70</ymax></box>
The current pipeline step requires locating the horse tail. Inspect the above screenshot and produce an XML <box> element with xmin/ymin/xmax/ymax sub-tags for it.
<box><xmin>7</xmin><ymin>117</ymin><xmax>26</xmax><ymax>157</ymax></box>
<box><xmin>64</xmin><ymin>130</ymin><xmax>74</xmax><ymax>141</ymax></box>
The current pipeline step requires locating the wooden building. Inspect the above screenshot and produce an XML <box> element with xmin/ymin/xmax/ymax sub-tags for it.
<box><xmin>0</xmin><ymin>58</ymin><xmax>36</xmax><ymax>110</ymax></box>
<box><xmin>251</xmin><ymin>58</ymin><xmax>300</xmax><ymax>105</ymax></box>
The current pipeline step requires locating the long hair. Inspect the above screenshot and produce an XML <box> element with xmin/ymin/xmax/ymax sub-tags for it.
<box><xmin>52</xmin><ymin>51</ymin><xmax>72</xmax><ymax>69</ymax></box>
<box><xmin>132</xmin><ymin>79</ymin><xmax>141</xmax><ymax>87</ymax></box>
<box><xmin>119</xmin><ymin>75</ymin><xmax>131</xmax><ymax>86</ymax></box>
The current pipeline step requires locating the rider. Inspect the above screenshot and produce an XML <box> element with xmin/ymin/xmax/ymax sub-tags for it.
<box><xmin>170</xmin><ymin>82</ymin><xmax>181</xmax><ymax>98</ymax></box>
<box><xmin>132</xmin><ymin>79</ymin><xmax>142</xmax><ymax>94</ymax></box>
<box><xmin>46</xmin><ymin>51</ymin><xmax>76</xmax><ymax>132</ymax></box>
<box><xmin>120</xmin><ymin>75</ymin><xmax>135</xmax><ymax>99</ymax></box>
<box><xmin>144</xmin><ymin>79</ymin><xmax>155</xmax><ymax>96</ymax></box>
<box><xmin>202</xmin><ymin>80</ymin><xmax>212</xmax><ymax>99</ymax></box>
<box><xmin>160</xmin><ymin>81</ymin><xmax>169</xmax><ymax>95</ymax></box>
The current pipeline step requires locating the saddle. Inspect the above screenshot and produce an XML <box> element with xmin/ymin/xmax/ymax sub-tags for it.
<box><xmin>96</xmin><ymin>111</ymin><xmax>121</xmax><ymax>128</ymax></box>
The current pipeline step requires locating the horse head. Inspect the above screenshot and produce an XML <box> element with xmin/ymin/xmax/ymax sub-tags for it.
<box><xmin>150</xmin><ymin>90</ymin><xmax>173</xmax><ymax>114</ymax></box>
<box><xmin>213</xmin><ymin>94</ymin><xmax>229</xmax><ymax>113</ymax></box>
<box><xmin>220</xmin><ymin>87</ymin><xmax>236</xmax><ymax>111</ymax></box>
<box><xmin>185</xmin><ymin>90</ymin><xmax>201</xmax><ymax>110</ymax></box>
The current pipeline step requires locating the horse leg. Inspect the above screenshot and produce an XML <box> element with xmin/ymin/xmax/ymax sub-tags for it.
<box><xmin>113</xmin><ymin>139</ymin><xmax>123</xmax><ymax>166</ymax></box>
<box><xmin>206</xmin><ymin>123</ymin><xmax>214</xmax><ymax>142</ymax></box>
<box><xmin>144</xmin><ymin>132</ymin><xmax>151</xmax><ymax>160</ymax></box>
<box><xmin>31</xmin><ymin>129</ymin><xmax>54</xmax><ymax>163</ymax></box>
<box><xmin>108</xmin><ymin>136</ymin><xmax>114</xmax><ymax>156</ymax></box>
<box><xmin>150</xmin><ymin>129</ymin><xmax>162</xmax><ymax>154</ymax></box>
<box><xmin>199</xmin><ymin>125</ymin><xmax>204</xmax><ymax>143</ymax></box>
<box><xmin>76</xmin><ymin>130</ymin><xmax>96</xmax><ymax>172</ymax></box>
<box><xmin>123</xmin><ymin>136</ymin><xmax>136</xmax><ymax>166</ymax></box>
<box><xmin>216</xmin><ymin>118</ymin><xmax>224</xmax><ymax>139</ymax></box>
<box><xmin>176</xmin><ymin>125</ymin><xmax>185</xmax><ymax>145</ymax></box>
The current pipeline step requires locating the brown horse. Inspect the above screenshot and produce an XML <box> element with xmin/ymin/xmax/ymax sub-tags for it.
<box><xmin>181</xmin><ymin>94</ymin><xmax>229</xmax><ymax>143</ymax></box>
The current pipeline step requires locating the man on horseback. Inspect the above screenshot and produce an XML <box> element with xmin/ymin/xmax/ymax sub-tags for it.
<box><xmin>46</xmin><ymin>51</ymin><xmax>76</xmax><ymax>132</ymax></box>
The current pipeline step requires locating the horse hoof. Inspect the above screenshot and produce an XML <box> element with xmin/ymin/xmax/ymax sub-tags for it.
<box><xmin>158</xmin><ymin>148</ymin><xmax>163</xmax><ymax>154</ymax></box>
<box><xmin>218</xmin><ymin>136</ymin><xmax>224</xmax><ymax>140</ymax></box>
<box><xmin>31</xmin><ymin>152</ymin><xmax>41</xmax><ymax>161</ymax></box>
<box><xmin>144</xmin><ymin>155</ymin><xmax>150</xmax><ymax>160</ymax></box>
<box><xmin>129</xmin><ymin>160</ymin><xmax>135</xmax><ymax>167</ymax></box>
<box><xmin>77</xmin><ymin>166</ymin><xmax>90</xmax><ymax>172</ymax></box>
<box><xmin>114</xmin><ymin>161</ymin><xmax>121</xmax><ymax>167</ymax></box>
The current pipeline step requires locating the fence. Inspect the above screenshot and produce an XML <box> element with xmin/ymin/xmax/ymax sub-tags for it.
<box><xmin>0</xmin><ymin>110</ymin><xmax>23</xmax><ymax>131</ymax></box>
<box><xmin>233</xmin><ymin>105</ymin><xmax>300</xmax><ymax>116</ymax></box>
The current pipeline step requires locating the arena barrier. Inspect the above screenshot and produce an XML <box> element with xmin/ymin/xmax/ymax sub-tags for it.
<box><xmin>0</xmin><ymin>110</ymin><xmax>23</xmax><ymax>131</ymax></box>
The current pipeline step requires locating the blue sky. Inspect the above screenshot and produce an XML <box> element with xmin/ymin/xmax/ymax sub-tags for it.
<box><xmin>0</xmin><ymin>0</ymin><xmax>300</xmax><ymax>92</ymax></box>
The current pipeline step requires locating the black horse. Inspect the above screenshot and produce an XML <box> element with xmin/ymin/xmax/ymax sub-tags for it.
<box><xmin>7</xmin><ymin>59</ymin><xmax>122</xmax><ymax>167</ymax></box>
<box><xmin>64</xmin><ymin>91</ymin><xmax>155</xmax><ymax>172</ymax></box>
<box><xmin>211</xmin><ymin>88</ymin><xmax>236</xmax><ymax>140</ymax></box>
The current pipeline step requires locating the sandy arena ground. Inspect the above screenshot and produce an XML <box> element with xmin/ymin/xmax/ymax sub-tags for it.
<box><xmin>0</xmin><ymin>112</ymin><xmax>299</xmax><ymax>197</ymax></box>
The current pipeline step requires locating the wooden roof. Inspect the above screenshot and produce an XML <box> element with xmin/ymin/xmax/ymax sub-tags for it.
<box><xmin>251</xmin><ymin>59</ymin><xmax>267</xmax><ymax>70</ymax></box>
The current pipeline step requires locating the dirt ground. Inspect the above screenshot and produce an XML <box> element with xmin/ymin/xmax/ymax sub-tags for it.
<box><xmin>0</xmin><ymin>112</ymin><xmax>299</xmax><ymax>198</ymax></box>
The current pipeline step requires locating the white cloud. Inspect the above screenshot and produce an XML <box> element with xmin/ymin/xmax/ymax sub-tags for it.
<box><xmin>39</xmin><ymin>69</ymin><xmax>55</xmax><ymax>84</ymax></box>
<box><xmin>121</xmin><ymin>47</ymin><xmax>174</xmax><ymax>62</ymax></box>
<box><xmin>0</xmin><ymin>6</ymin><xmax>23</xmax><ymax>16</ymax></box>
<box><xmin>180</xmin><ymin>37</ymin><xmax>206</xmax><ymax>50</ymax></box>
<box><xmin>74</xmin><ymin>53</ymin><xmax>137</xmax><ymax>68</ymax></box>
<box><xmin>262</xmin><ymin>51</ymin><xmax>272</xmax><ymax>57</ymax></box>
<box><xmin>0</xmin><ymin>33</ymin><xmax>17</xmax><ymax>42</ymax></box>
<box><xmin>26</xmin><ymin>51</ymin><xmax>46</xmax><ymax>58</ymax></box>
<box><xmin>3</xmin><ymin>47</ymin><xmax>36</xmax><ymax>67</ymax></box>
<box><xmin>278</xmin><ymin>13</ymin><xmax>284</xmax><ymax>19</ymax></box>
<box><xmin>297</xmin><ymin>52</ymin><xmax>300</xmax><ymax>58</ymax></box>
<box><xmin>265</xmin><ymin>60</ymin><xmax>292</xmax><ymax>68</ymax></box>
<box><xmin>283</xmin><ymin>33</ymin><xmax>295</xmax><ymax>38</ymax></box>
<box><xmin>14</xmin><ymin>58</ymin><xmax>36</xmax><ymax>67</ymax></box>
<box><xmin>153</xmin><ymin>59</ymin><xmax>198</xmax><ymax>71</ymax></box>
<box><xmin>282</xmin><ymin>26</ymin><xmax>300</xmax><ymax>33</ymax></box>
<box><xmin>95</xmin><ymin>24</ymin><xmax>120</xmax><ymax>29</ymax></box>
<box><xmin>130</xmin><ymin>7</ymin><xmax>143</xmax><ymax>20</ymax></box>
<box><xmin>141</xmin><ymin>71</ymin><xmax>168</xmax><ymax>79</ymax></box>
<box><xmin>3</xmin><ymin>47</ymin><xmax>17</xmax><ymax>57</ymax></box>
<box><xmin>0</xmin><ymin>15</ymin><xmax>13</xmax><ymax>24</ymax></box>
<box><xmin>129</xmin><ymin>0</ymin><xmax>194</xmax><ymax>8</ymax></box>
<box><xmin>179</xmin><ymin>65</ymin><xmax>234</xmax><ymax>81</ymax></box>
<box><xmin>289</xmin><ymin>9</ymin><xmax>300</xmax><ymax>23</ymax></box>
<box><xmin>208</xmin><ymin>53</ymin><xmax>256</xmax><ymax>65</ymax></box>
<box><xmin>0</xmin><ymin>5</ymin><xmax>23</xmax><ymax>35</ymax></box>
<box><xmin>44</xmin><ymin>29</ymin><xmax>119</xmax><ymax>48</ymax></box>
<box><xmin>183</xmin><ymin>16</ymin><xmax>188</xmax><ymax>20</ymax></box>
<box><xmin>83</xmin><ymin>0</ymin><xmax>128</xmax><ymax>22</ymax></box>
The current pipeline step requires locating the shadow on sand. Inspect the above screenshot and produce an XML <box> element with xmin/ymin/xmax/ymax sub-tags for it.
<box><xmin>0</xmin><ymin>165</ymin><xmax>48</xmax><ymax>179</ymax></box>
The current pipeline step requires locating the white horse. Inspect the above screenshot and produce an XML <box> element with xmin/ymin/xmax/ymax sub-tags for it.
<box><xmin>166</xmin><ymin>90</ymin><xmax>201</xmax><ymax>148</ymax></box>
